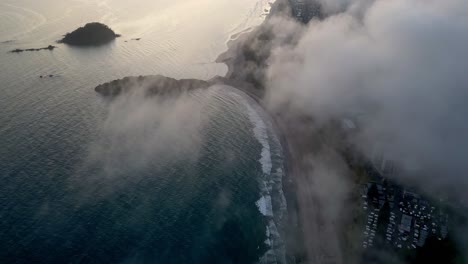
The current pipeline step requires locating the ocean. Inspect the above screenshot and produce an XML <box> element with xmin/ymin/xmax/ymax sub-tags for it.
<box><xmin>0</xmin><ymin>0</ymin><xmax>286</xmax><ymax>263</ymax></box>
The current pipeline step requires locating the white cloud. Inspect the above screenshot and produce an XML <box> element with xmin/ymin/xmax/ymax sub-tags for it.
<box><xmin>267</xmin><ymin>0</ymin><xmax>468</xmax><ymax>198</ymax></box>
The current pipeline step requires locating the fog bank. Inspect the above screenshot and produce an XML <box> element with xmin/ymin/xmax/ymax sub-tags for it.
<box><xmin>267</xmin><ymin>0</ymin><xmax>468</xmax><ymax>200</ymax></box>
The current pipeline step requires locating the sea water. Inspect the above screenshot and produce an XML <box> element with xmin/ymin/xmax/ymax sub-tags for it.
<box><xmin>0</xmin><ymin>0</ymin><xmax>285</xmax><ymax>263</ymax></box>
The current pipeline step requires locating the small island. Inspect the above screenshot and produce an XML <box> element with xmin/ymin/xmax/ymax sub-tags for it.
<box><xmin>59</xmin><ymin>22</ymin><xmax>120</xmax><ymax>46</ymax></box>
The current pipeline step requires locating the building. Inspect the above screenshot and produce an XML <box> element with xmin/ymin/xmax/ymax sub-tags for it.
<box><xmin>400</xmin><ymin>214</ymin><xmax>412</xmax><ymax>233</ymax></box>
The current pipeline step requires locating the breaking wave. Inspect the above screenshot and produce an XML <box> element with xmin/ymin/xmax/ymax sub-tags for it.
<box><xmin>229</xmin><ymin>89</ymin><xmax>287</xmax><ymax>264</ymax></box>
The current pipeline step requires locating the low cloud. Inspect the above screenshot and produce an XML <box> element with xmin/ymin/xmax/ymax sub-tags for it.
<box><xmin>75</xmin><ymin>84</ymin><xmax>211</xmax><ymax>196</ymax></box>
<box><xmin>267</xmin><ymin>0</ymin><xmax>468</xmax><ymax>200</ymax></box>
<box><xmin>264</xmin><ymin>0</ymin><xmax>468</xmax><ymax>262</ymax></box>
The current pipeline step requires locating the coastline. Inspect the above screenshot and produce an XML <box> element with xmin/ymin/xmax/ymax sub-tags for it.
<box><xmin>93</xmin><ymin>1</ymin><xmax>301</xmax><ymax>263</ymax></box>
<box><xmin>215</xmin><ymin>82</ymin><xmax>301</xmax><ymax>264</ymax></box>
<box><xmin>216</xmin><ymin>1</ymin><xmax>347</xmax><ymax>262</ymax></box>
<box><xmin>216</xmin><ymin>1</ymin><xmax>305</xmax><ymax>263</ymax></box>
<box><xmin>226</xmin><ymin>86</ymin><xmax>289</xmax><ymax>264</ymax></box>
<box><xmin>215</xmin><ymin>0</ymin><xmax>290</xmax><ymax>83</ymax></box>
<box><xmin>94</xmin><ymin>76</ymin><xmax>295</xmax><ymax>264</ymax></box>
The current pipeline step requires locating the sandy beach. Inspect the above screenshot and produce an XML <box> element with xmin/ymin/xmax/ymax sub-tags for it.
<box><xmin>216</xmin><ymin>0</ymin><xmax>348</xmax><ymax>262</ymax></box>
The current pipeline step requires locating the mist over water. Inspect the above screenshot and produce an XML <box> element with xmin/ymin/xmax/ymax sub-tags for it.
<box><xmin>0</xmin><ymin>1</ymin><xmax>283</xmax><ymax>263</ymax></box>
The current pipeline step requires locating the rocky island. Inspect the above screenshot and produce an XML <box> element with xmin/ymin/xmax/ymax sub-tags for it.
<box><xmin>10</xmin><ymin>45</ymin><xmax>56</xmax><ymax>53</ymax></box>
<box><xmin>59</xmin><ymin>22</ymin><xmax>120</xmax><ymax>46</ymax></box>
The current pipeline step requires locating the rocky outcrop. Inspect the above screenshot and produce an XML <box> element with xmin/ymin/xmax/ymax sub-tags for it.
<box><xmin>10</xmin><ymin>45</ymin><xmax>56</xmax><ymax>53</ymax></box>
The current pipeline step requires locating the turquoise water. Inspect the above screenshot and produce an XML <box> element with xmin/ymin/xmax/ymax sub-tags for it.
<box><xmin>0</xmin><ymin>1</ymin><xmax>285</xmax><ymax>263</ymax></box>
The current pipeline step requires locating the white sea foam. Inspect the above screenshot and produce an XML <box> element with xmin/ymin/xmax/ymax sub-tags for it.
<box><xmin>273</xmin><ymin>168</ymin><xmax>288</xmax><ymax>223</ymax></box>
<box><xmin>244</xmin><ymin>102</ymin><xmax>273</xmax><ymax>176</ymax></box>
<box><xmin>260</xmin><ymin>221</ymin><xmax>283</xmax><ymax>264</ymax></box>
<box><xmin>256</xmin><ymin>195</ymin><xmax>274</xmax><ymax>217</ymax></box>
<box><xmin>228</xmin><ymin>91</ymin><xmax>272</xmax><ymax>179</ymax></box>
<box><xmin>230</xmin><ymin>91</ymin><xmax>273</xmax><ymax>215</ymax></box>
<box><xmin>228</xmin><ymin>89</ymin><xmax>286</xmax><ymax>264</ymax></box>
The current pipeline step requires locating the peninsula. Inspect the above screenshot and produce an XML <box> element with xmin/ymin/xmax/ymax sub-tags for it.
<box><xmin>95</xmin><ymin>75</ymin><xmax>210</xmax><ymax>97</ymax></box>
<box><xmin>59</xmin><ymin>22</ymin><xmax>120</xmax><ymax>46</ymax></box>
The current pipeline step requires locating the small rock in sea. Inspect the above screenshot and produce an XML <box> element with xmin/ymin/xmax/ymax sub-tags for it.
<box><xmin>49</xmin><ymin>75</ymin><xmax>54</xmax><ymax>78</ymax></box>
<box><xmin>40</xmin><ymin>75</ymin><xmax>43</xmax><ymax>78</ymax></box>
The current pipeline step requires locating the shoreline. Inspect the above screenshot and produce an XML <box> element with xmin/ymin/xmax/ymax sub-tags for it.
<box><xmin>215</xmin><ymin>0</ymin><xmax>290</xmax><ymax>82</ymax></box>
<box><xmin>217</xmin><ymin>80</ymin><xmax>301</xmax><ymax>264</ymax></box>
<box><xmin>93</xmin><ymin>1</ymin><xmax>301</xmax><ymax>263</ymax></box>
<box><xmin>95</xmin><ymin>76</ymin><xmax>295</xmax><ymax>263</ymax></box>
<box><xmin>226</xmin><ymin>86</ymin><xmax>289</xmax><ymax>264</ymax></box>
<box><xmin>215</xmin><ymin>1</ymin><xmax>345</xmax><ymax>262</ymax></box>
<box><xmin>216</xmin><ymin>1</ymin><xmax>305</xmax><ymax>262</ymax></box>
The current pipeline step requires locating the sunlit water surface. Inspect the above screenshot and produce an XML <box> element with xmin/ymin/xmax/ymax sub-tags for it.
<box><xmin>0</xmin><ymin>0</ymin><xmax>286</xmax><ymax>263</ymax></box>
